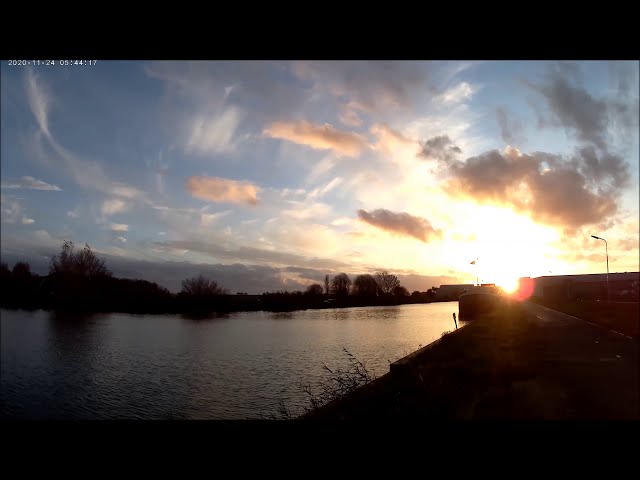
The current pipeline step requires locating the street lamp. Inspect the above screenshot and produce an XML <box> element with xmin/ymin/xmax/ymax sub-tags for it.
<box><xmin>591</xmin><ymin>235</ymin><xmax>609</xmax><ymax>302</ymax></box>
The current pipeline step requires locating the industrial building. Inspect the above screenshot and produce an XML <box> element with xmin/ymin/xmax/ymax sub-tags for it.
<box><xmin>523</xmin><ymin>272</ymin><xmax>639</xmax><ymax>302</ymax></box>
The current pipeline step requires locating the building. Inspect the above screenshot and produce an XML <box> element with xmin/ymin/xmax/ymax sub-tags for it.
<box><xmin>530</xmin><ymin>272</ymin><xmax>639</xmax><ymax>302</ymax></box>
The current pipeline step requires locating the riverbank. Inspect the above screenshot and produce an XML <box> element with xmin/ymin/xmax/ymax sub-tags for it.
<box><xmin>0</xmin><ymin>294</ymin><xmax>453</xmax><ymax>316</ymax></box>
<box><xmin>302</xmin><ymin>299</ymin><xmax>638</xmax><ymax>419</ymax></box>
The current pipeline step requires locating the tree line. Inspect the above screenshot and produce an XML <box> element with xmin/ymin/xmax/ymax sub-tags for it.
<box><xmin>1</xmin><ymin>241</ymin><xmax>438</xmax><ymax>315</ymax></box>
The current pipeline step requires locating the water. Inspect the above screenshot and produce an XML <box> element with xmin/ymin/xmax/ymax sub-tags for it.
<box><xmin>1</xmin><ymin>302</ymin><xmax>460</xmax><ymax>419</ymax></box>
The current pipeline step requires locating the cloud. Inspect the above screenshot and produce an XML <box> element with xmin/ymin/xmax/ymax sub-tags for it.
<box><xmin>25</xmin><ymin>70</ymin><xmax>52</xmax><ymax>139</ymax></box>
<box><xmin>1</xmin><ymin>176</ymin><xmax>62</xmax><ymax>191</ymax></box>
<box><xmin>618</xmin><ymin>237</ymin><xmax>640</xmax><ymax>252</ymax></box>
<box><xmin>186</xmin><ymin>106</ymin><xmax>242</xmax><ymax>155</ymax></box>
<box><xmin>115</xmin><ymin>236</ymin><xmax>127</xmax><ymax>243</ymax></box>
<box><xmin>110</xmin><ymin>223</ymin><xmax>129</xmax><ymax>232</ymax></box>
<box><xmin>281</xmin><ymin>201</ymin><xmax>332</xmax><ymax>220</ymax></box>
<box><xmin>419</xmin><ymin>135</ymin><xmax>462</xmax><ymax>164</ymax></box>
<box><xmin>291</xmin><ymin>61</ymin><xmax>426</xmax><ymax>113</ymax></box>
<box><xmin>67</xmin><ymin>210</ymin><xmax>78</xmax><ymax>218</ymax></box>
<box><xmin>444</xmin><ymin>146</ymin><xmax>630</xmax><ymax>231</ymax></box>
<box><xmin>264</xmin><ymin>121</ymin><xmax>368</xmax><ymax>157</ymax></box>
<box><xmin>24</xmin><ymin>70</ymin><xmax>145</xmax><ymax>201</ymax></box>
<box><xmin>370</xmin><ymin>124</ymin><xmax>419</xmax><ymax>157</ymax></box>
<box><xmin>34</xmin><ymin>229</ymin><xmax>54</xmax><ymax>243</ymax></box>
<box><xmin>338</xmin><ymin>103</ymin><xmax>364</xmax><ymax>127</ymax></box>
<box><xmin>357</xmin><ymin>208</ymin><xmax>441</xmax><ymax>242</ymax></box>
<box><xmin>187</xmin><ymin>176</ymin><xmax>259</xmax><ymax>205</ymax></box>
<box><xmin>529</xmin><ymin>63</ymin><xmax>639</xmax><ymax>149</ymax></box>
<box><xmin>1</xmin><ymin>195</ymin><xmax>22</xmax><ymax>224</ymax></box>
<box><xmin>101</xmin><ymin>198</ymin><xmax>129</xmax><ymax>216</ymax></box>
<box><xmin>151</xmin><ymin>239</ymin><xmax>351</xmax><ymax>272</ymax></box>
<box><xmin>200</xmin><ymin>210</ymin><xmax>232</xmax><ymax>226</ymax></box>
<box><xmin>307</xmin><ymin>177</ymin><xmax>343</xmax><ymax>200</ymax></box>
<box><xmin>435</xmin><ymin>81</ymin><xmax>477</xmax><ymax>105</ymax></box>
<box><xmin>21</xmin><ymin>217</ymin><xmax>35</xmax><ymax>225</ymax></box>
<box><xmin>495</xmin><ymin>107</ymin><xmax>524</xmax><ymax>145</ymax></box>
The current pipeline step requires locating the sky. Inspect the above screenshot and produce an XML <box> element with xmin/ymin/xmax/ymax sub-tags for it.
<box><xmin>1</xmin><ymin>60</ymin><xmax>638</xmax><ymax>293</ymax></box>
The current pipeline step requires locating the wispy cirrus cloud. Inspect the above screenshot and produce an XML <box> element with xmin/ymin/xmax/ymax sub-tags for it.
<box><xmin>357</xmin><ymin>208</ymin><xmax>441</xmax><ymax>242</ymax></box>
<box><xmin>24</xmin><ymin>70</ymin><xmax>145</xmax><ymax>201</ymax></box>
<box><xmin>186</xmin><ymin>106</ymin><xmax>242</xmax><ymax>155</ymax></box>
<box><xmin>264</xmin><ymin>121</ymin><xmax>369</xmax><ymax>157</ymax></box>
<box><xmin>187</xmin><ymin>176</ymin><xmax>260</xmax><ymax>205</ymax></box>
<box><xmin>1</xmin><ymin>176</ymin><xmax>62</xmax><ymax>191</ymax></box>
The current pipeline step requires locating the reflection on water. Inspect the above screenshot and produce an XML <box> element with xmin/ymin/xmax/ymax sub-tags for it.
<box><xmin>180</xmin><ymin>312</ymin><xmax>231</xmax><ymax>321</ymax></box>
<box><xmin>1</xmin><ymin>302</ymin><xmax>460</xmax><ymax>420</ymax></box>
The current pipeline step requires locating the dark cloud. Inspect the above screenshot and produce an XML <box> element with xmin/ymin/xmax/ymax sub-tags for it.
<box><xmin>357</xmin><ymin>209</ymin><xmax>441</xmax><ymax>242</ymax></box>
<box><xmin>419</xmin><ymin>135</ymin><xmax>461</xmax><ymax>164</ymax></box>
<box><xmin>495</xmin><ymin>107</ymin><xmax>524</xmax><ymax>145</ymax></box>
<box><xmin>530</xmin><ymin>63</ymin><xmax>639</xmax><ymax>149</ymax></box>
<box><xmin>151</xmin><ymin>240</ymin><xmax>352</xmax><ymax>271</ymax></box>
<box><xmin>0</xmin><ymin>248</ymin><xmax>466</xmax><ymax>295</ymax></box>
<box><xmin>445</xmin><ymin>146</ymin><xmax>629</xmax><ymax>231</ymax></box>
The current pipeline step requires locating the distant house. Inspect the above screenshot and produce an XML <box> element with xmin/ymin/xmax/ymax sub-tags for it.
<box><xmin>434</xmin><ymin>284</ymin><xmax>474</xmax><ymax>301</ymax></box>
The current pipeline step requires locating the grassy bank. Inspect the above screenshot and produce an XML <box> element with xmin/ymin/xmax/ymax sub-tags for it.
<box><xmin>301</xmin><ymin>300</ymin><xmax>638</xmax><ymax>419</ymax></box>
<box><xmin>530</xmin><ymin>297</ymin><xmax>639</xmax><ymax>338</ymax></box>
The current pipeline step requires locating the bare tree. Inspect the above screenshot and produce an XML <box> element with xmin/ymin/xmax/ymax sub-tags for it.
<box><xmin>375</xmin><ymin>271</ymin><xmax>400</xmax><ymax>295</ymax></box>
<box><xmin>352</xmin><ymin>274</ymin><xmax>378</xmax><ymax>296</ymax></box>
<box><xmin>305</xmin><ymin>283</ymin><xmax>324</xmax><ymax>295</ymax></box>
<box><xmin>324</xmin><ymin>274</ymin><xmax>330</xmax><ymax>296</ymax></box>
<box><xmin>50</xmin><ymin>241</ymin><xmax>111</xmax><ymax>277</ymax></box>
<box><xmin>331</xmin><ymin>273</ymin><xmax>351</xmax><ymax>297</ymax></box>
<box><xmin>181</xmin><ymin>274</ymin><xmax>228</xmax><ymax>296</ymax></box>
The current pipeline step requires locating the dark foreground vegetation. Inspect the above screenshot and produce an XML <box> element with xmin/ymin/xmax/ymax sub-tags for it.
<box><xmin>530</xmin><ymin>296</ymin><xmax>639</xmax><ymax>338</ymax></box>
<box><xmin>0</xmin><ymin>241</ymin><xmax>444</xmax><ymax>315</ymax></box>
<box><xmin>278</xmin><ymin>299</ymin><xmax>638</xmax><ymax>420</ymax></box>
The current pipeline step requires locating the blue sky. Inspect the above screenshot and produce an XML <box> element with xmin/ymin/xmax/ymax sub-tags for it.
<box><xmin>1</xmin><ymin>61</ymin><xmax>638</xmax><ymax>292</ymax></box>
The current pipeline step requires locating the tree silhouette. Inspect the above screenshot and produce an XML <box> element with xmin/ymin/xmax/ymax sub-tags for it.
<box><xmin>376</xmin><ymin>271</ymin><xmax>400</xmax><ymax>295</ymax></box>
<box><xmin>181</xmin><ymin>274</ymin><xmax>228</xmax><ymax>296</ymax></box>
<box><xmin>50</xmin><ymin>241</ymin><xmax>111</xmax><ymax>277</ymax></box>
<box><xmin>305</xmin><ymin>283</ymin><xmax>324</xmax><ymax>295</ymax></box>
<box><xmin>0</xmin><ymin>262</ymin><xmax>10</xmax><ymax>284</ymax></box>
<box><xmin>352</xmin><ymin>274</ymin><xmax>378</xmax><ymax>297</ymax></box>
<box><xmin>331</xmin><ymin>273</ymin><xmax>351</xmax><ymax>297</ymax></box>
<box><xmin>393</xmin><ymin>285</ymin><xmax>410</xmax><ymax>297</ymax></box>
<box><xmin>11</xmin><ymin>261</ymin><xmax>32</xmax><ymax>281</ymax></box>
<box><xmin>324</xmin><ymin>274</ymin><xmax>330</xmax><ymax>296</ymax></box>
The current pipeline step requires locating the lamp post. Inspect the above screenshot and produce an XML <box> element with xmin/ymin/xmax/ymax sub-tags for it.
<box><xmin>591</xmin><ymin>235</ymin><xmax>609</xmax><ymax>302</ymax></box>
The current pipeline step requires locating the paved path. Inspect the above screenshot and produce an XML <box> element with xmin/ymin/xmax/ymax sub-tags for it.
<box><xmin>521</xmin><ymin>301</ymin><xmax>638</xmax><ymax>418</ymax></box>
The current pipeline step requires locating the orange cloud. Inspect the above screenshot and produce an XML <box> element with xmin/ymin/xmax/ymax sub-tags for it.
<box><xmin>264</xmin><ymin>121</ymin><xmax>368</xmax><ymax>157</ymax></box>
<box><xmin>186</xmin><ymin>176</ymin><xmax>259</xmax><ymax>206</ymax></box>
<box><xmin>370</xmin><ymin>124</ymin><xmax>419</xmax><ymax>156</ymax></box>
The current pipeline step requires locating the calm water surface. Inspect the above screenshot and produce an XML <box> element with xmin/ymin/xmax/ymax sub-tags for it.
<box><xmin>1</xmin><ymin>302</ymin><xmax>461</xmax><ymax>419</ymax></box>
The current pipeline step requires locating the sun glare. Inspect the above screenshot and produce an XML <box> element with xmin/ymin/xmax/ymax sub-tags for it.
<box><xmin>457</xmin><ymin>204</ymin><xmax>561</xmax><ymax>289</ymax></box>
